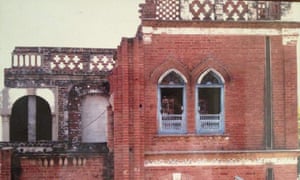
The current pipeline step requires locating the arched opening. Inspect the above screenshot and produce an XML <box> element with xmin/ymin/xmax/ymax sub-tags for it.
<box><xmin>10</xmin><ymin>97</ymin><xmax>28</xmax><ymax>141</ymax></box>
<box><xmin>196</xmin><ymin>69</ymin><xmax>225</xmax><ymax>134</ymax></box>
<box><xmin>158</xmin><ymin>69</ymin><xmax>187</xmax><ymax>134</ymax></box>
<box><xmin>10</xmin><ymin>96</ymin><xmax>52</xmax><ymax>142</ymax></box>
<box><xmin>81</xmin><ymin>95</ymin><xmax>109</xmax><ymax>143</ymax></box>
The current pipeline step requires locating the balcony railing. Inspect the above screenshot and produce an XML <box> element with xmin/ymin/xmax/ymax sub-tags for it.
<box><xmin>140</xmin><ymin>0</ymin><xmax>291</xmax><ymax>21</ymax></box>
<box><xmin>8</xmin><ymin>47</ymin><xmax>116</xmax><ymax>75</ymax></box>
<box><xmin>160</xmin><ymin>114</ymin><xmax>185</xmax><ymax>133</ymax></box>
<box><xmin>198</xmin><ymin>114</ymin><xmax>223</xmax><ymax>133</ymax></box>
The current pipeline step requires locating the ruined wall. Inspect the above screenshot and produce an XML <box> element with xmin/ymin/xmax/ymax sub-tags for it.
<box><xmin>1</xmin><ymin>47</ymin><xmax>116</xmax><ymax>179</ymax></box>
<box><xmin>14</xmin><ymin>155</ymin><xmax>106</xmax><ymax>180</ymax></box>
<box><xmin>0</xmin><ymin>146</ymin><xmax>113</xmax><ymax>180</ymax></box>
<box><xmin>3</xmin><ymin>47</ymin><xmax>116</xmax><ymax>143</ymax></box>
<box><xmin>0</xmin><ymin>148</ymin><xmax>12</xmax><ymax>180</ymax></box>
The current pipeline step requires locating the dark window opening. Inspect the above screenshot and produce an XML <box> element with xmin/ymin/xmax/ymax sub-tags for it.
<box><xmin>10</xmin><ymin>97</ymin><xmax>28</xmax><ymax>142</ymax></box>
<box><xmin>266</xmin><ymin>168</ymin><xmax>274</xmax><ymax>180</ymax></box>
<box><xmin>158</xmin><ymin>70</ymin><xmax>186</xmax><ymax>133</ymax></box>
<box><xmin>197</xmin><ymin>70</ymin><xmax>224</xmax><ymax>134</ymax></box>
<box><xmin>36</xmin><ymin>97</ymin><xmax>52</xmax><ymax>141</ymax></box>
<box><xmin>198</xmin><ymin>88</ymin><xmax>221</xmax><ymax>114</ymax></box>
<box><xmin>161</xmin><ymin>88</ymin><xmax>183</xmax><ymax>115</ymax></box>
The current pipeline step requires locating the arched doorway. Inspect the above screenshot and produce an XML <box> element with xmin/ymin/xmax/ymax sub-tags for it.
<box><xmin>10</xmin><ymin>96</ymin><xmax>52</xmax><ymax>142</ymax></box>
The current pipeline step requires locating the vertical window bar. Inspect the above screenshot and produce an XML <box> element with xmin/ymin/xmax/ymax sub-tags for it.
<box><xmin>28</xmin><ymin>96</ymin><xmax>36</xmax><ymax>142</ymax></box>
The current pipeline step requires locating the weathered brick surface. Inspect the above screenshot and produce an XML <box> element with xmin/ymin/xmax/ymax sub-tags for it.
<box><xmin>110</xmin><ymin>25</ymin><xmax>299</xmax><ymax>179</ymax></box>
<box><xmin>0</xmin><ymin>149</ymin><xmax>12</xmax><ymax>180</ymax></box>
<box><xmin>16</xmin><ymin>156</ymin><xmax>105</xmax><ymax>180</ymax></box>
<box><xmin>141</xmin><ymin>34</ymin><xmax>266</xmax><ymax>151</ymax></box>
<box><xmin>144</xmin><ymin>165</ymin><xmax>297</xmax><ymax>180</ymax></box>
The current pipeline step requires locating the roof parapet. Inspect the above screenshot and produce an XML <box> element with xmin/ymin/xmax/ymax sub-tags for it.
<box><xmin>140</xmin><ymin>0</ymin><xmax>292</xmax><ymax>22</ymax></box>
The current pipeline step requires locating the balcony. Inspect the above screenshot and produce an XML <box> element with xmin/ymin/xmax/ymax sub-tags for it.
<box><xmin>140</xmin><ymin>0</ymin><xmax>291</xmax><ymax>21</ymax></box>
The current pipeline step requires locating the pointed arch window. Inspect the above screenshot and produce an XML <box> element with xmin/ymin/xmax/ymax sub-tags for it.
<box><xmin>196</xmin><ymin>70</ymin><xmax>225</xmax><ymax>134</ymax></box>
<box><xmin>158</xmin><ymin>70</ymin><xmax>186</xmax><ymax>134</ymax></box>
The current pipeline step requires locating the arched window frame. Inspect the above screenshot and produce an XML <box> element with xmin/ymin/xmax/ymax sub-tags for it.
<box><xmin>196</xmin><ymin>69</ymin><xmax>225</xmax><ymax>134</ymax></box>
<box><xmin>158</xmin><ymin>69</ymin><xmax>187</xmax><ymax>134</ymax></box>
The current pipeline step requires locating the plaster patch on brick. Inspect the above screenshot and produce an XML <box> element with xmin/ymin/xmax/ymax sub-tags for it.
<box><xmin>282</xmin><ymin>35</ymin><xmax>298</xmax><ymax>45</ymax></box>
<box><xmin>143</xmin><ymin>34</ymin><xmax>152</xmax><ymax>44</ymax></box>
<box><xmin>282</xmin><ymin>28</ymin><xmax>299</xmax><ymax>45</ymax></box>
<box><xmin>173</xmin><ymin>173</ymin><xmax>182</xmax><ymax>180</ymax></box>
<box><xmin>144</xmin><ymin>157</ymin><xmax>297</xmax><ymax>167</ymax></box>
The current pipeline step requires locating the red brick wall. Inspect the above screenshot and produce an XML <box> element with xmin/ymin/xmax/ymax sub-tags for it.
<box><xmin>16</xmin><ymin>156</ymin><xmax>105</xmax><ymax>180</ymax></box>
<box><xmin>0</xmin><ymin>149</ymin><xmax>12</xmax><ymax>180</ymax></box>
<box><xmin>283</xmin><ymin>41</ymin><xmax>298</xmax><ymax>149</ymax></box>
<box><xmin>110</xmin><ymin>24</ymin><xmax>299</xmax><ymax>179</ymax></box>
<box><xmin>142</xmin><ymin>34</ymin><xmax>267</xmax><ymax>151</ymax></box>
<box><xmin>134</xmin><ymin>34</ymin><xmax>298</xmax><ymax>151</ymax></box>
<box><xmin>144</xmin><ymin>165</ymin><xmax>297</xmax><ymax>180</ymax></box>
<box><xmin>111</xmin><ymin>38</ymin><xmax>146</xmax><ymax>179</ymax></box>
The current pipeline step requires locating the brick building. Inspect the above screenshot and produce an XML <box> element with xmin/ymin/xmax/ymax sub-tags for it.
<box><xmin>1</xmin><ymin>0</ymin><xmax>300</xmax><ymax>179</ymax></box>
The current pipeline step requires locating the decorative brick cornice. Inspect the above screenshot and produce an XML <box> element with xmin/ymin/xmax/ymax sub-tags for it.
<box><xmin>141</xmin><ymin>20</ymin><xmax>300</xmax><ymax>29</ymax></box>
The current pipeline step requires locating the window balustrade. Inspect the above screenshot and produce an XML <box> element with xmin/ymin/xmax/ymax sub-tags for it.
<box><xmin>160</xmin><ymin>114</ymin><xmax>184</xmax><ymax>133</ymax></box>
<box><xmin>198</xmin><ymin>114</ymin><xmax>222</xmax><ymax>132</ymax></box>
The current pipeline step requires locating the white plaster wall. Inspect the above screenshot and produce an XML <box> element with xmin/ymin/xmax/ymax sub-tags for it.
<box><xmin>81</xmin><ymin>95</ymin><xmax>109</xmax><ymax>143</ymax></box>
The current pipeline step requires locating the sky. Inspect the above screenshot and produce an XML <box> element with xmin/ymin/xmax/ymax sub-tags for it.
<box><xmin>0</xmin><ymin>0</ymin><xmax>144</xmax><ymax>90</ymax></box>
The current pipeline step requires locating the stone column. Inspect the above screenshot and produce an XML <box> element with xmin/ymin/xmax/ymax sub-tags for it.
<box><xmin>1</xmin><ymin>116</ymin><xmax>10</xmax><ymax>141</ymax></box>
<box><xmin>28</xmin><ymin>96</ymin><xmax>36</xmax><ymax>142</ymax></box>
<box><xmin>1</xmin><ymin>88</ymin><xmax>10</xmax><ymax>141</ymax></box>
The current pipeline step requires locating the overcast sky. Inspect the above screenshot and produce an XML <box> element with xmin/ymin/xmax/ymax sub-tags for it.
<box><xmin>0</xmin><ymin>0</ymin><xmax>144</xmax><ymax>89</ymax></box>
